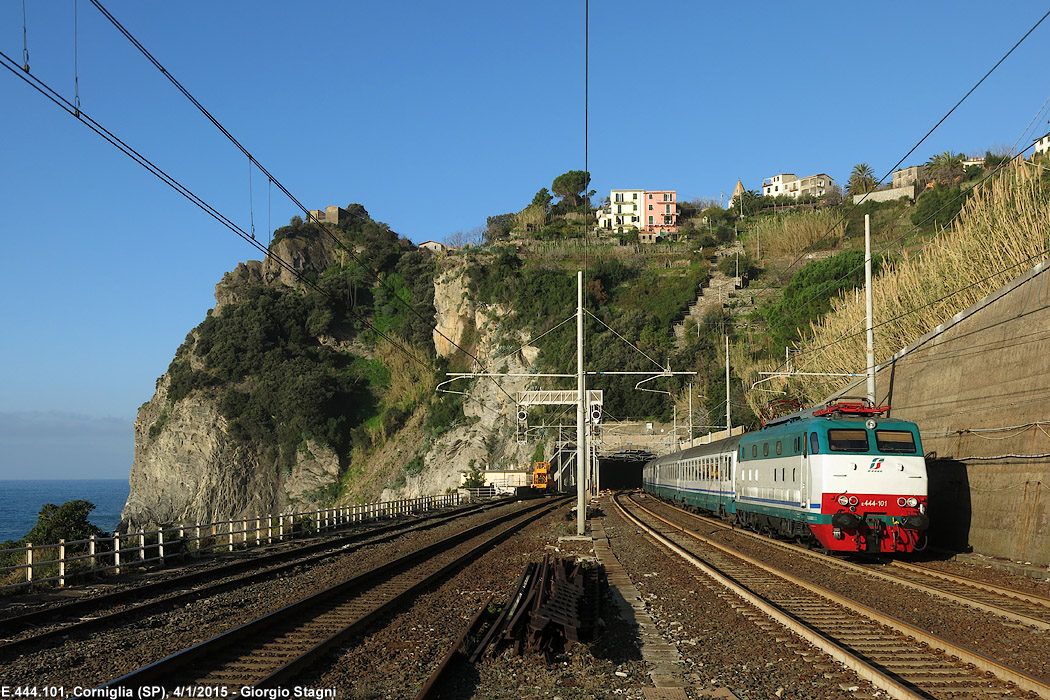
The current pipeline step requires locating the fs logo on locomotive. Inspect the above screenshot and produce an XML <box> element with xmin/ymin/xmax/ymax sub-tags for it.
<box><xmin>869</xmin><ymin>457</ymin><xmax>885</xmax><ymax>471</ymax></box>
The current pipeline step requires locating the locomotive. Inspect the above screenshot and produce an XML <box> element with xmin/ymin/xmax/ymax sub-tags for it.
<box><xmin>642</xmin><ymin>401</ymin><xmax>929</xmax><ymax>553</ymax></box>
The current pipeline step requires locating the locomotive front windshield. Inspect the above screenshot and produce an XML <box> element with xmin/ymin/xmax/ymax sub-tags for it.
<box><xmin>827</xmin><ymin>429</ymin><xmax>868</xmax><ymax>452</ymax></box>
<box><xmin>875</xmin><ymin>430</ymin><xmax>917</xmax><ymax>453</ymax></box>
<box><xmin>823</xmin><ymin>427</ymin><xmax>919</xmax><ymax>454</ymax></box>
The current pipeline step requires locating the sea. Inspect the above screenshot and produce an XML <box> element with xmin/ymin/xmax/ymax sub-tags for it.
<box><xmin>0</xmin><ymin>479</ymin><xmax>130</xmax><ymax>542</ymax></box>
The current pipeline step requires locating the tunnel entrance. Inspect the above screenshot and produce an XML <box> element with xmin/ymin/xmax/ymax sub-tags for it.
<box><xmin>597</xmin><ymin>451</ymin><xmax>651</xmax><ymax>491</ymax></box>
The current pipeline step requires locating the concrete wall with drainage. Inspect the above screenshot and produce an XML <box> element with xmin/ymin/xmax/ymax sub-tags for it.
<box><xmin>831</xmin><ymin>260</ymin><xmax>1050</xmax><ymax>565</ymax></box>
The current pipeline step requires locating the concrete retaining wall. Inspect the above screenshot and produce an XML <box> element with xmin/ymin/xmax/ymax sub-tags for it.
<box><xmin>832</xmin><ymin>260</ymin><xmax>1050</xmax><ymax>564</ymax></box>
<box><xmin>852</xmin><ymin>185</ymin><xmax>915</xmax><ymax>204</ymax></box>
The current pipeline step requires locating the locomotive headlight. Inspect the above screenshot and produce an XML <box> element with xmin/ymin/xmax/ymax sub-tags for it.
<box><xmin>897</xmin><ymin>497</ymin><xmax>907</xmax><ymax>507</ymax></box>
<box><xmin>906</xmin><ymin>497</ymin><xmax>918</xmax><ymax>508</ymax></box>
<box><xmin>848</xmin><ymin>496</ymin><xmax>859</xmax><ymax>506</ymax></box>
<box><xmin>838</xmin><ymin>495</ymin><xmax>850</xmax><ymax>506</ymax></box>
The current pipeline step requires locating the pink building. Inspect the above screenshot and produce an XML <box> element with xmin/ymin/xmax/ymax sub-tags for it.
<box><xmin>643</xmin><ymin>190</ymin><xmax>678</xmax><ymax>233</ymax></box>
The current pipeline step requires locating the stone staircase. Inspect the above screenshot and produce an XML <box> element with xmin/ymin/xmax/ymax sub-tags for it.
<box><xmin>674</xmin><ymin>267</ymin><xmax>741</xmax><ymax>344</ymax></box>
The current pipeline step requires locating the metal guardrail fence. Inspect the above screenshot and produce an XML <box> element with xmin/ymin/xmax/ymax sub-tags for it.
<box><xmin>0</xmin><ymin>494</ymin><xmax>461</xmax><ymax>593</ymax></box>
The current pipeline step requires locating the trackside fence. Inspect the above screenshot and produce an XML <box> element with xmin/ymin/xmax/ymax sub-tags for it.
<box><xmin>0</xmin><ymin>493</ymin><xmax>461</xmax><ymax>593</ymax></box>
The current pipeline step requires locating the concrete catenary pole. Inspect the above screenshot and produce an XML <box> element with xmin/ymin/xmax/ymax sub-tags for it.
<box><xmin>865</xmin><ymin>214</ymin><xmax>876</xmax><ymax>404</ymax></box>
<box><xmin>576</xmin><ymin>271</ymin><xmax>587</xmax><ymax>536</ymax></box>
<box><xmin>725</xmin><ymin>336</ymin><xmax>731</xmax><ymax>436</ymax></box>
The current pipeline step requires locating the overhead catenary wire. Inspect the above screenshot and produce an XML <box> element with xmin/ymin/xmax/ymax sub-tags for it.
<box><xmin>0</xmin><ymin>49</ymin><xmax>435</xmax><ymax>378</ymax></box>
<box><xmin>740</xmin><ymin>7</ymin><xmax>1050</xmax><ymax>329</ymax></box>
<box><xmin>776</xmin><ymin>144</ymin><xmax>1038</xmax><ymax>362</ymax></box>
<box><xmin>86</xmin><ymin>0</ymin><xmax>519</xmax><ymax>406</ymax></box>
<box><xmin>21</xmin><ymin>0</ymin><xmax>29</xmax><ymax>71</ymax></box>
<box><xmin>73</xmin><ymin>0</ymin><xmax>80</xmax><ymax>115</ymax></box>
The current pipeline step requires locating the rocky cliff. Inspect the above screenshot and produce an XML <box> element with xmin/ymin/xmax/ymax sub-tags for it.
<box><xmin>121</xmin><ymin>222</ymin><xmax>539</xmax><ymax>531</ymax></box>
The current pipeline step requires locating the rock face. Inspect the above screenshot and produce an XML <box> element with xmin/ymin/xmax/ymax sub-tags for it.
<box><xmin>123</xmin><ymin>241</ymin><xmax>544</xmax><ymax>530</ymax></box>
<box><xmin>122</xmin><ymin>226</ymin><xmax>347</xmax><ymax>531</ymax></box>
<box><xmin>388</xmin><ymin>260</ymin><xmax>541</xmax><ymax>500</ymax></box>
<box><xmin>125</xmin><ymin>375</ymin><xmax>273</xmax><ymax>529</ymax></box>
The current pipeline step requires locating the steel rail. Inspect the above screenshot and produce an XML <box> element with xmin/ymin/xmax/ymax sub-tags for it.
<box><xmin>616</xmin><ymin>493</ymin><xmax>1050</xmax><ymax>700</ymax></box>
<box><xmin>100</xmin><ymin>497</ymin><xmax>567</xmax><ymax>691</ymax></box>
<box><xmin>0</xmin><ymin>499</ymin><xmax>499</xmax><ymax>653</ymax></box>
<box><xmin>415</xmin><ymin>594</ymin><xmax>493</xmax><ymax>700</ymax></box>
<box><xmin>645</xmin><ymin>494</ymin><xmax>1050</xmax><ymax>630</ymax></box>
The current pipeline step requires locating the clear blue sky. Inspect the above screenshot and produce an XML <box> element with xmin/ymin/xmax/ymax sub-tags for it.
<box><xmin>2</xmin><ymin>1</ymin><xmax>1049</xmax><ymax>479</ymax></box>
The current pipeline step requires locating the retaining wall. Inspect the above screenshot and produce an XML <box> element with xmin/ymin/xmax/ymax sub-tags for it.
<box><xmin>833</xmin><ymin>259</ymin><xmax>1050</xmax><ymax>564</ymax></box>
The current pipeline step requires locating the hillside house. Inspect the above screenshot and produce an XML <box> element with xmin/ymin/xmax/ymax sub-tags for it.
<box><xmin>762</xmin><ymin>173</ymin><xmax>834</xmax><ymax>199</ymax></box>
<box><xmin>1035</xmin><ymin>132</ymin><xmax>1050</xmax><ymax>158</ymax></box>
<box><xmin>418</xmin><ymin>240</ymin><xmax>447</xmax><ymax>253</ymax></box>
<box><xmin>596</xmin><ymin>189</ymin><xmax>679</xmax><ymax>237</ymax></box>
<box><xmin>892</xmin><ymin>165</ymin><xmax>927</xmax><ymax>189</ymax></box>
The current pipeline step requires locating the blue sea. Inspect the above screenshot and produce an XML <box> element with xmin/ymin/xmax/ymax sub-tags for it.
<box><xmin>0</xmin><ymin>479</ymin><xmax>130</xmax><ymax>542</ymax></box>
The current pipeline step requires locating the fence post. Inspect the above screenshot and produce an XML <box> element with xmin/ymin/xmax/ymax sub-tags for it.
<box><xmin>278</xmin><ymin>514</ymin><xmax>285</xmax><ymax>541</ymax></box>
<box><xmin>228</xmin><ymin>522</ymin><xmax>234</xmax><ymax>552</ymax></box>
<box><xmin>158</xmin><ymin>529</ymin><xmax>165</xmax><ymax>566</ymax></box>
<box><xmin>114</xmin><ymin>534</ymin><xmax>121</xmax><ymax>575</ymax></box>
<box><xmin>25</xmin><ymin>543</ymin><xmax>33</xmax><ymax>590</ymax></box>
<box><xmin>138</xmin><ymin>531</ymin><xmax>146</xmax><ymax>564</ymax></box>
<box><xmin>89</xmin><ymin>535</ymin><xmax>97</xmax><ymax>572</ymax></box>
<box><xmin>194</xmin><ymin>525</ymin><xmax>201</xmax><ymax>557</ymax></box>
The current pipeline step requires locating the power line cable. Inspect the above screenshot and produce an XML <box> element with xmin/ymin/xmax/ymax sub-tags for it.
<box><xmin>772</xmin><ymin>146</ymin><xmax>1035</xmax><ymax>352</ymax></box>
<box><xmin>87</xmin><ymin>0</ymin><xmax>517</xmax><ymax>404</ymax></box>
<box><xmin>740</xmin><ymin>7</ymin><xmax>1050</xmax><ymax>313</ymax></box>
<box><xmin>0</xmin><ymin>49</ymin><xmax>434</xmax><ymax>376</ymax></box>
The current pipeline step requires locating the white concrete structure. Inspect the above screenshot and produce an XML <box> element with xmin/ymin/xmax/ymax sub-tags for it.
<box><xmin>1034</xmin><ymin>132</ymin><xmax>1050</xmax><ymax>158</ymax></box>
<box><xmin>596</xmin><ymin>189</ymin><xmax>645</xmax><ymax>233</ymax></box>
<box><xmin>763</xmin><ymin>173</ymin><xmax>833</xmax><ymax>199</ymax></box>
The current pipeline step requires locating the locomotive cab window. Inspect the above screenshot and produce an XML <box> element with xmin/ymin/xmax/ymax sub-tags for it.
<box><xmin>763</xmin><ymin>443</ymin><xmax>769</xmax><ymax>457</ymax></box>
<box><xmin>876</xmin><ymin>430</ymin><xmax>917</xmax><ymax>453</ymax></box>
<box><xmin>828</xmin><ymin>429</ymin><xmax>869</xmax><ymax>452</ymax></box>
<box><xmin>752</xmin><ymin>445</ymin><xmax>758</xmax><ymax>458</ymax></box>
<box><xmin>776</xmin><ymin>441</ymin><xmax>782</xmax><ymax>455</ymax></box>
<box><xmin>809</xmin><ymin>432</ymin><xmax>819</xmax><ymax>454</ymax></box>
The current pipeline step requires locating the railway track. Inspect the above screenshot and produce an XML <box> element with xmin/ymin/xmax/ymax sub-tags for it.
<box><xmin>0</xmin><ymin>499</ymin><xmax>503</xmax><ymax>654</ymax></box>
<box><xmin>615</xmin><ymin>492</ymin><xmax>1050</xmax><ymax>700</ymax></box>
<box><xmin>100</xmin><ymin>496</ymin><xmax>566</xmax><ymax>691</ymax></box>
<box><xmin>639</xmin><ymin>493</ymin><xmax>1050</xmax><ymax>631</ymax></box>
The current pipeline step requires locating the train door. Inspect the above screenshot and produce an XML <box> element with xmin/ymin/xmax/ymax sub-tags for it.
<box><xmin>719</xmin><ymin>453</ymin><xmax>731</xmax><ymax>519</ymax></box>
<box><xmin>799</xmin><ymin>433</ymin><xmax>808</xmax><ymax>507</ymax></box>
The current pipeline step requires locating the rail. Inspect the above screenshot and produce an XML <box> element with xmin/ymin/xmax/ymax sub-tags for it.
<box><xmin>0</xmin><ymin>493</ymin><xmax>461</xmax><ymax>592</ymax></box>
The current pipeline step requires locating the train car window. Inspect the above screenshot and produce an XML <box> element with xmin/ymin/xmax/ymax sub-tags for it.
<box><xmin>828</xmin><ymin>429</ymin><xmax>869</xmax><ymax>452</ymax></box>
<box><xmin>763</xmin><ymin>443</ymin><xmax>769</xmax><ymax>457</ymax></box>
<box><xmin>809</xmin><ymin>432</ymin><xmax>819</xmax><ymax>454</ymax></box>
<box><xmin>876</xmin><ymin>430</ymin><xmax>917</xmax><ymax>453</ymax></box>
<box><xmin>752</xmin><ymin>445</ymin><xmax>757</xmax><ymax>458</ymax></box>
<box><xmin>776</xmin><ymin>441</ymin><xmax>782</xmax><ymax>455</ymax></box>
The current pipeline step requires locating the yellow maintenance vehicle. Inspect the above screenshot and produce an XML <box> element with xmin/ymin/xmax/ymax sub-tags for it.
<box><xmin>531</xmin><ymin>461</ymin><xmax>551</xmax><ymax>490</ymax></box>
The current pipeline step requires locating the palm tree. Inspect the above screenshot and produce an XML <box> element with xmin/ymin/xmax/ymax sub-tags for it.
<box><xmin>847</xmin><ymin>163</ymin><xmax>877</xmax><ymax>194</ymax></box>
<box><xmin>926</xmin><ymin>151</ymin><xmax>965</xmax><ymax>183</ymax></box>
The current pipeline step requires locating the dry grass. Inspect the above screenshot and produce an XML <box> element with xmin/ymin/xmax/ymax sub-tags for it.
<box><xmin>744</xmin><ymin>161</ymin><xmax>1050</xmax><ymax>410</ymax></box>
<box><xmin>747</xmin><ymin>210</ymin><xmax>845</xmax><ymax>258</ymax></box>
